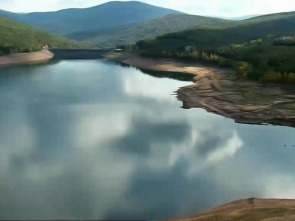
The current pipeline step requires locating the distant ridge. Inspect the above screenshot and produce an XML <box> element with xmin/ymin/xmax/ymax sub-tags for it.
<box><xmin>225</xmin><ymin>14</ymin><xmax>261</xmax><ymax>20</ymax></box>
<box><xmin>0</xmin><ymin>1</ymin><xmax>182</xmax><ymax>35</ymax></box>
<box><xmin>66</xmin><ymin>14</ymin><xmax>231</xmax><ymax>48</ymax></box>
<box><xmin>142</xmin><ymin>10</ymin><xmax>295</xmax><ymax>50</ymax></box>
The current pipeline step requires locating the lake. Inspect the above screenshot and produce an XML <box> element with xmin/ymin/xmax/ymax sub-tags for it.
<box><xmin>0</xmin><ymin>60</ymin><xmax>295</xmax><ymax>220</ymax></box>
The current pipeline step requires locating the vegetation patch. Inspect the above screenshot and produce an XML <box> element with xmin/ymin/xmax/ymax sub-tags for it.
<box><xmin>0</xmin><ymin>16</ymin><xmax>80</xmax><ymax>55</ymax></box>
<box><xmin>123</xmin><ymin>11</ymin><xmax>295</xmax><ymax>84</ymax></box>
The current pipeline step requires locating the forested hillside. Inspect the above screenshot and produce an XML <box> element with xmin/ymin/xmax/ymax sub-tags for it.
<box><xmin>0</xmin><ymin>16</ymin><xmax>80</xmax><ymax>55</ymax></box>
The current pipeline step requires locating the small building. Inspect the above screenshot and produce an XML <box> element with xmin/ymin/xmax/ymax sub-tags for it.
<box><xmin>185</xmin><ymin>46</ymin><xmax>195</xmax><ymax>52</ymax></box>
<box><xmin>280</xmin><ymin>36</ymin><xmax>294</xmax><ymax>40</ymax></box>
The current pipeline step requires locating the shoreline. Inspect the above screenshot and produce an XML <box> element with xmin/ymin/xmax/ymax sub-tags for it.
<box><xmin>105</xmin><ymin>52</ymin><xmax>295</xmax><ymax>128</ymax></box>
<box><xmin>103</xmin><ymin>52</ymin><xmax>225</xmax><ymax>78</ymax></box>
<box><xmin>0</xmin><ymin>50</ymin><xmax>54</xmax><ymax>67</ymax></box>
<box><xmin>2</xmin><ymin>50</ymin><xmax>295</xmax><ymax>128</ymax></box>
<box><xmin>0</xmin><ymin>49</ymin><xmax>107</xmax><ymax>67</ymax></box>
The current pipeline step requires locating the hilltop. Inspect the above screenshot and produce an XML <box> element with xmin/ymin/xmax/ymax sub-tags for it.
<box><xmin>0</xmin><ymin>1</ymin><xmax>182</xmax><ymax>36</ymax></box>
<box><xmin>169</xmin><ymin>198</ymin><xmax>295</xmax><ymax>221</ymax></box>
<box><xmin>0</xmin><ymin>1</ymin><xmax>233</xmax><ymax>49</ymax></box>
<box><xmin>171</xmin><ymin>198</ymin><xmax>295</xmax><ymax>221</ymax></box>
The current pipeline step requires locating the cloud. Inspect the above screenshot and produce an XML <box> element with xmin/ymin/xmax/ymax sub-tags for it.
<box><xmin>206</xmin><ymin>131</ymin><xmax>243</xmax><ymax>164</ymax></box>
<box><xmin>0</xmin><ymin>0</ymin><xmax>98</xmax><ymax>12</ymax></box>
<box><xmin>264</xmin><ymin>175</ymin><xmax>295</xmax><ymax>199</ymax></box>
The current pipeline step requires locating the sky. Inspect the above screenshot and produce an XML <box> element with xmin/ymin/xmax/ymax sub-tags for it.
<box><xmin>1</xmin><ymin>0</ymin><xmax>295</xmax><ymax>17</ymax></box>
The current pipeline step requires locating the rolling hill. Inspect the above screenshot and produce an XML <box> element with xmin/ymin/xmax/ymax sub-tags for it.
<box><xmin>173</xmin><ymin>198</ymin><xmax>295</xmax><ymax>221</ymax></box>
<box><xmin>135</xmin><ymin>11</ymin><xmax>295</xmax><ymax>83</ymax></box>
<box><xmin>140</xmin><ymin>11</ymin><xmax>295</xmax><ymax>51</ymax></box>
<box><xmin>0</xmin><ymin>9</ymin><xmax>18</xmax><ymax>19</ymax></box>
<box><xmin>67</xmin><ymin>14</ymin><xmax>231</xmax><ymax>48</ymax></box>
<box><xmin>0</xmin><ymin>16</ymin><xmax>80</xmax><ymax>55</ymax></box>
<box><xmin>0</xmin><ymin>1</ymin><xmax>182</xmax><ymax>36</ymax></box>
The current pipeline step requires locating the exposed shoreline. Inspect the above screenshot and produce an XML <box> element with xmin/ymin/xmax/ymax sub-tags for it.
<box><xmin>2</xmin><ymin>51</ymin><xmax>295</xmax><ymax>128</ymax></box>
<box><xmin>105</xmin><ymin>52</ymin><xmax>295</xmax><ymax>128</ymax></box>
<box><xmin>168</xmin><ymin>198</ymin><xmax>295</xmax><ymax>221</ymax></box>
<box><xmin>104</xmin><ymin>52</ymin><xmax>223</xmax><ymax>77</ymax></box>
<box><xmin>0</xmin><ymin>50</ymin><xmax>54</xmax><ymax>67</ymax></box>
<box><xmin>0</xmin><ymin>49</ymin><xmax>108</xmax><ymax>67</ymax></box>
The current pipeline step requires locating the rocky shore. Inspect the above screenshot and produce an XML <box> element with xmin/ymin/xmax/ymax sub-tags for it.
<box><xmin>105</xmin><ymin>52</ymin><xmax>295</xmax><ymax>128</ymax></box>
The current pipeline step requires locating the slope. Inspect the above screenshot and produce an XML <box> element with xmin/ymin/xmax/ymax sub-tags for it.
<box><xmin>134</xmin><ymin>11</ymin><xmax>295</xmax><ymax>84</ymax></box>
<box><xmin>142</xmin><ymin>11</ymin><xmax>295</xmax><ymax>50</ymax></box>
<box><xmin>0</xmin><ymin>16</ymin><xmax>80</xmax><ymax>55</ymax></box>
<box><xmin>172</xmin><ymin>198</ymin><xmax>295</xmax><ymax>221</ymax></box>
<box><xmin>67</xmin><ymin>14</ymin><xmax>231</xmax><ymax>48</ymax></box>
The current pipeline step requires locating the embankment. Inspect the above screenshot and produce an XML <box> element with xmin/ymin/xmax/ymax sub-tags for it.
<box><xmin>0</xmin><ymin>49</ymin><xmax>110</xmax><ymax>67</ymax></box>
<box><xmin>49</xmin><ymin>49</ymin><xmax>108</xmax><ymax>59</ymax></box>
<box><xmin>0</xmin><ymin>50</ymin><xmax>54</xmax><ymax>67</ymax></box>
<box><xmin>103</xmin><ymin>52</ymin><xmax>221</xmax><ymax>76</ymax></box>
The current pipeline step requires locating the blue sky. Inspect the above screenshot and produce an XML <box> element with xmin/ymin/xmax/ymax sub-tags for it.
<box><xmin>1</xmin><ymin>0</ymin><xmax>295</xmax><ymax>17</ymax></box>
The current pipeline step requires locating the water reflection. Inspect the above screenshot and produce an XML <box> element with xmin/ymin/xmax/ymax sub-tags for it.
<box><xmin>118</xmin><ymin>62</ymin><xmax>195</xmax><ymax>82</ymax></box>
<box><xmin>0</xmin><ymin>60</ymin><xmax>295</xmax><ymax>219</ymax></box>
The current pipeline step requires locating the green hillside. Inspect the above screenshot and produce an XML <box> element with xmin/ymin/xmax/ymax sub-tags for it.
<box><xmin>140</xmin><ymin>11</ymin><xmax>295</xmax><ymax>51</ymax></box>
<box><xmin>0</xmin><ymin>16</ymin><xmax>80</xmax><ymax>55</ymax></box>
<box><xmin>0</xmin><ymin>2</ymin><xmax>232</xmax><ymax>49</ymax></box>
<box><xmin>67</xmin><ymin>14</ymin><xmax>231</xmax><ymax>48</ymax></box>
<box><xmin>135</xmin><ymin>11</ymin><xmax>295</xmax><ymax>84</ymax></box>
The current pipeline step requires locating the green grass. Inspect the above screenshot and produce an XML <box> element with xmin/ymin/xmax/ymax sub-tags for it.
<box><xmin>0</xmin><ymin>16</ymin><xmax>81</xmax><ymax>55</ymax></box>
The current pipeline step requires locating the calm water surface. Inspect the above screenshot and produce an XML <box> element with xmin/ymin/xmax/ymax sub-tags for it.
<box><xmin>0</xmin><ymin>60</ymin><xmax>295</xmax><ymax>219</ymax></box>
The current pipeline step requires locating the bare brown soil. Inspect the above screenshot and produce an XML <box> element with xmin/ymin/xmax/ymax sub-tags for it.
<box><xmin>0</xmin><ymin>50</ymin><xmax>53</xmax><ymax>67</ymax></box>
<box><xmin>167</xmin><ymin>198</ymin><xmax>295</xmax><ymax>221</ymax></box>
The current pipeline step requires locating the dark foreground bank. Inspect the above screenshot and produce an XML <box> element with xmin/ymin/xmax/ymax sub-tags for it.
<box><xmin>168</xmin><ymin>198</ymin><xmax>295</xmax><ymax>221</ymax></box>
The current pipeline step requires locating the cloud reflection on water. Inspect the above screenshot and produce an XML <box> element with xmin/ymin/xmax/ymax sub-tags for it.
<box><xmin>0</xmin><ymin>60</ymin><xmax>294</xmax><ymax>219</ymax></box>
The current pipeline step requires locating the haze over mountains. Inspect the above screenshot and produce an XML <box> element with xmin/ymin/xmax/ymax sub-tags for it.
<box><xmin>141</xmin><ymin>11</ymin><xmax>295</xmax><ymax>52</ymax></box>
<box><xmin>68</xmin><ymin>14</ymin><xmax>230</xmax><ymax>48</ymax></box>
<box><xmin>0</xmin><ymin>1</ymin><xmax>182</xmax><ymax>35</ymax></box>
<box><xmin>1</xmin><ymin>1</ymin><xmax>295</xmax><ymax>50</ymax></box>
<box><xmin>0</xmin><ymin>1</ymin><xmax>231</xmax><ymax>48</ymax></box>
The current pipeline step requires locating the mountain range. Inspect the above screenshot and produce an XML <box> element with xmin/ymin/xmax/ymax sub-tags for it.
<box><xmin>147</xmin><ymin>11</ymin><xmax>295</xmax><ymax>50</ymax></box>
<box><xmin>0</xmin><ymin>1</ymin><xmax>181</xmax><ymax>36</ymax></box>
<box><xmin>1</xmin><ymin>1</ymin><xmax>295</xmax><ymax>51</ymax></box>
<box><xmin>67</xmin><ymin>14</ymin><xmax>230</xmax><ymax>48</ymax></box>
<box><xmin>0</xmin><ymin>1</ymin><xmax>231</xmax><ymax>48</ymax></box>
